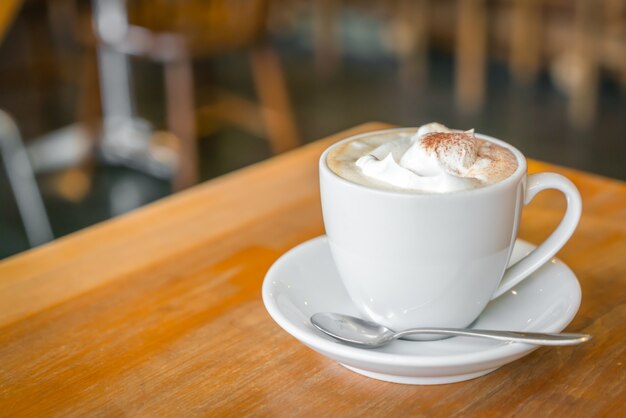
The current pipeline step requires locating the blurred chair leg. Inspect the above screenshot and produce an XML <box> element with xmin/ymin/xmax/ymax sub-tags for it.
<box><xmin>510</xmin><ymin>0</ymin><xmax>542</xmax><ymax>85</ymax></box>
<box><xmin>604</xmin><ymin>0</ymin><xmax>626</xmax><ymax>90</ymax></box>
<box><xmin>392</xmin><ymin>0</ymin><xmax>429</xmax><ymax>91</ymax></box>
<box><xmin>74</xmin><ymin>47</ymin><xmax>100</xmax><ymax>186</ymax></box>
<box><xmin>250</xmin><ymin>45</ymin><xmax>300</xmax><ymax>154</ymax></box>
<box><xmin>77</xmin><ymin>48</ymin><xmax>101</xmax><ymax>142</ymax></box>
<box><xmin>0</xmin><ymin>110</ymin><xmax>53</xmax><ymax>247</ymax></box>
<box><xmin>164</xmin><ymin>56</ymin><xmax>198</xmax><ymax>190</ymax></box>
<box><xmin>313</xmin><ymin>0</ymin><xmax>341</xmax><ymax>78</ymax></box>
<box><xmin>568</xmin><ymin>0</ymin><xmax>599</xmax><ymax>130</ymax></box>
<box><xmin>455</xmin><ymin>0</ymin><xmax>487</xmax><ymax>114</ymax></box>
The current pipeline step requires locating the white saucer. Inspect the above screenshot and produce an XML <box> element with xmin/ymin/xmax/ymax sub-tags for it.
<box><xmin>262</xmin><ymin>236</ymin><xmax>582</xmax><ymax>385</ymax></box>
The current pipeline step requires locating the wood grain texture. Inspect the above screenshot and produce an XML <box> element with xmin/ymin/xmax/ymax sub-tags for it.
<box><xmin>1</xmin><ymin>123</ymin><xmax>625</xmax><ymax>417</ymax></box>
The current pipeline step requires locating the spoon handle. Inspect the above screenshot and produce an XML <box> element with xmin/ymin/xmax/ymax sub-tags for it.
<box><xmin>394</xmin><ymin>328</ymin><xmax>591</xmax><ymax>346</ymax></box>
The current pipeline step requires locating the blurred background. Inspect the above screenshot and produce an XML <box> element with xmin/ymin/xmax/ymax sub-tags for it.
<box><xmin>0</xmin><ymin>0</ymin><xmax>625</xmax><ymax>259</ymax></box>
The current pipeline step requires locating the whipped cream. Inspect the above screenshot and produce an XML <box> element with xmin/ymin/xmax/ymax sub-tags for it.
<box><xmin>355</xmin><ymin>123</ymin><xmax>487</xmax><ymax>193</ymax></box>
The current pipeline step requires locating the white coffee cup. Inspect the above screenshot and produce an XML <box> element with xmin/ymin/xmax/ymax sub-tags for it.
<box><xmin>320</xmin><ymin>128</ymin><xmax>582</xmax><ymax>332</ymax></box>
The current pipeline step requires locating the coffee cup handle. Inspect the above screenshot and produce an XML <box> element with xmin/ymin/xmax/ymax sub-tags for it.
<box><xmin>491</xmin><ymin>172</ymin><xmax>582</xmax><ymax>299</ymax></box>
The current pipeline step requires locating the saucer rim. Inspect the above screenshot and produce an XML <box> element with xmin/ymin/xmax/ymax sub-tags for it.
<box><xmin>262</xmin><ymin>235</ymin><xmax>581</xmax><ymax>368</ymax></box>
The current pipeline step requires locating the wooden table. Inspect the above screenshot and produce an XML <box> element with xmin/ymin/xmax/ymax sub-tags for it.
<box><xmin>1</xmin><ymin>123</ymin><xmax>625</xmax><ymax>416</ymax></box>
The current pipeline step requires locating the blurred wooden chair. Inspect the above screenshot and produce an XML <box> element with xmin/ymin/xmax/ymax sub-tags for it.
<box><xmin>87</xmin><ymin>0</ymin><xmax>300</xmax><ymax>190</ymax></box>
<box><xmin>1</xmin><ymin>0</ymin><xmax>299</xmax><ymax>206</ymax></box>
<box><xmin>126</xmin><ymin>0</ymin><xmax>300</xmax><ymax>170</ymax></box>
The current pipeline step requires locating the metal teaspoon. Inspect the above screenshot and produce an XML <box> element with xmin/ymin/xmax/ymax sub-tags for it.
<box><xmin>311</xmin><ymin>312</ymin><xmax>591</xmax><ymax>348</ymax></box>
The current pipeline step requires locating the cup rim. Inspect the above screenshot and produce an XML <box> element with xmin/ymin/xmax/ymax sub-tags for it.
<box><xmin>320</xmin><ymin>127</ymin><xmax>527</xmax><ymax>198</ymax></box>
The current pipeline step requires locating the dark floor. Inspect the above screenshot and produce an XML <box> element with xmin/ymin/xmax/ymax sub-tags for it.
<box><xmin>1</xmin><ymin>41</ymin><xmax>625</xmax><ymax>259</ymax></box>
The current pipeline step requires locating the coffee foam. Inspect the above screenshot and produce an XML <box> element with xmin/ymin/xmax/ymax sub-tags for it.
<box><xmin>327</xmin><ymin>125</ymin><xmax>518</xmax><ymax>193</ymax></box>
<box><xmin>417</xmin><ymin>131</ymin><xmax>479</xmax><ymax>174</ymax></box>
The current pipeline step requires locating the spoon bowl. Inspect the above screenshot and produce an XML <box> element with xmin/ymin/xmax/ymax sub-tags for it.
<box><xmin>311</xmin><ymin>312</ymin><xmax>397</xmax><ymax>347</ymax></box>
